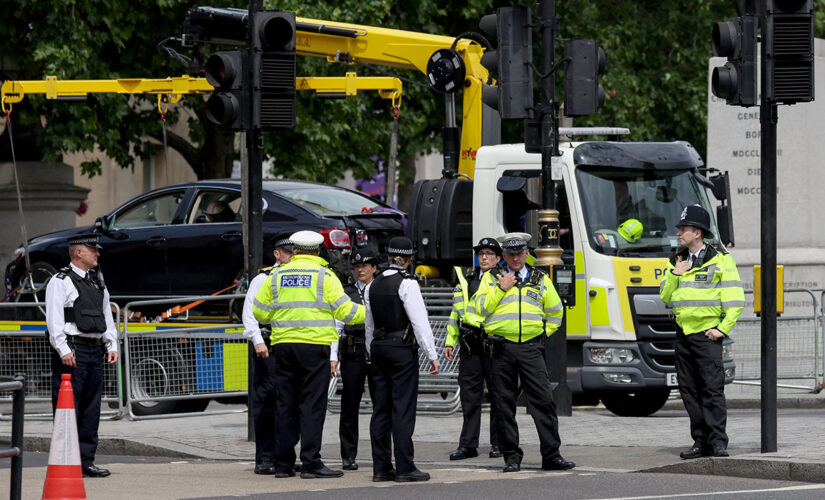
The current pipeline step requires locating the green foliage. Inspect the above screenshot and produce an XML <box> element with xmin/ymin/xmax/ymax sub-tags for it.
<box><xmin>556</xmin><ymin>0</ymin><xmax>736</xmax><ymax>160</ymax></box>
<box><xmin>1</xmin><ymin>0</ymin><xmax>818</xmax><ymax>184</ymax></box>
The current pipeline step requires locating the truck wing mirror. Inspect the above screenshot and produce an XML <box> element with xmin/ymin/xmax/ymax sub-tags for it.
<box><xmin>710</xmin><ymin>173</ymin><xmax>730</xmax><ymax>201</ymax></box>
<box><xmin>716</xmin><ymin>205</ymin><xmax>735</xmax><ymax>247</ymax></box>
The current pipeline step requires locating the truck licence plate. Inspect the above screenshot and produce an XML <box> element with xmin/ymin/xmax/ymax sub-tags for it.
<box><xmin>666</xmin><ymin>373</ymin><xmax>678</xmax><ymax>387</ymax></box>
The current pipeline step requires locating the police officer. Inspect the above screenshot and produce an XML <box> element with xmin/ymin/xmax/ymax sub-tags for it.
<box><xmin>365</xmin><ymin>236</ymin><xmax>440</xmax><ymax>483</ymax></box>
<box><xmin>253</xmin><ymin>230</ymin><xmax>365</xmax><ymax>479</ymax></box>
<box><xmin>444</xmin><ymin>237</ymin><xmax>502</xmax><ymax>460</ymax></box>
<box><xmin>660</xmin><ymin>205</ymin><xmax>744</xmax><ymax>459</ymax></box>
<box><xmin>335</xmin><ymin>248</ymin><xmax>379</xmax><ymax>471</ymax></box>
<box><xmin>473</xmin><ymin>235</ymin><xmax>575</xmax><ymax>473</ymax></box>
<box><xmin>46</xmin><ymin>233</ymin><xmax>119</xmax><ymax>478</ymax></box>
<box><xmin>242</xmin><ymin>234</ymin><xmax>294</xmax><ymax>475</ymax></box>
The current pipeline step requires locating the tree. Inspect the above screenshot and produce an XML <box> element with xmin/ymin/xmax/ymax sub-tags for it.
<box><xmin>2</xmin><ymin>1</ymin><xmax>821</xmax><ymax>186</ymax></box>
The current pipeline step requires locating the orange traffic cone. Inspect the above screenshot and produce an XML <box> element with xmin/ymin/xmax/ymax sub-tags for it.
<box><xmin>42</xmin><ymin>373</ymin><xmax>87</xmax><ymax>500</ymax></box>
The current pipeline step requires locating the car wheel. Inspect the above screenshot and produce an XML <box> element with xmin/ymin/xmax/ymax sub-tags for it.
<box><xmin>13</xmin><ymin>261</ymin><xmax>58</xmax><ymax>319</ymax></box>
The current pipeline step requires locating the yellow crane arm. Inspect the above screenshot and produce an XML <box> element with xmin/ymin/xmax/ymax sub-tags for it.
<box><xmin>296</xmin><ymin>17</ymin><xmax>489</xmax><ymax>177</ymax></box>
<box><xmin>0</xmin><ymin>75</ymin><xmax>214</xmax><ymax>107</ymax></box>
<box><xmin>1</xmin><ymin>73</ymin><xmax>402</xmax><ymax>112</ymax></box>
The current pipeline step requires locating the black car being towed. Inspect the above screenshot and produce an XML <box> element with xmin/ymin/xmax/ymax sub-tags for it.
<box><xmin>5</xmin><ymin>179</ymin><xmax>404</xmax><ymax>301</ymax></box>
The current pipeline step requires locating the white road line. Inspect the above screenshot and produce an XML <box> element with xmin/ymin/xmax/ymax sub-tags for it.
<box><xmin>598</xmin><ymin>483</ymin><xmax>825</xmax><ymax>500</ymax></box>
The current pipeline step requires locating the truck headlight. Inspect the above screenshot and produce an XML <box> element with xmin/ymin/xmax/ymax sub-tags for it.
<box><xmin>590</xmin><ymin>347</ymin><xmax>636</xmax><ymax>365</ymax></box>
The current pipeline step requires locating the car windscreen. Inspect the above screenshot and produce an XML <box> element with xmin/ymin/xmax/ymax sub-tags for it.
<box><xmin>576</xmin><ymin>167</ymin><xmax>717</xmax><ymax>257</ymax></box>
<box><xmin>272</xmin><ymin>186</ymin><xmax>383</xmax><ymax>216</ymax></box>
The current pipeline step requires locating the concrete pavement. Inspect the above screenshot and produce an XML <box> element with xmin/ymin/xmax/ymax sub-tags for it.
<box><xmin>3</xmin><ymin>390</ymin><xmax>825</xmax><ymax>484</ymax></box>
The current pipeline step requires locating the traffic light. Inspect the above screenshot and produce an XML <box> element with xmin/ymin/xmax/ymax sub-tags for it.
<box><xmin>764</xmin><ymin>0</ymin><xmax>814</xmax><ymax>104</ymax></box>
<box><xmin>252</xmin><ymin>11</ymin><xmax>296</xmax><ymax>129</ymax></box>
<box><xmin>204</xmin><ymin>51</ymin><xmax>249</xmax><ymax>130</ymax></box>
<box><xmin>563</xmin><ymin>39</ymin><xmax>606</xmax><ymax>117</ymax></box>
<box><xmin>479</xmin><ymin>5</ymin><xmax>533</xmax><ymax>119</ymax></box>
<box><xmin>711</xmin><ymin>15</ymin><xmax>757</xmax><ymax>106</ymax></box>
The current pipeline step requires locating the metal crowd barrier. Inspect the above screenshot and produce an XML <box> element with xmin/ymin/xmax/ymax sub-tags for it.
<box><xmin>732</xmin><ymin>289</ymin><xmax>821</xmax><ymax>391</ymax></box>
<box><xmin>328</xmin><ymin>315</ymin><xmax>463</xmax><ymax>416</ymax></box>
<box><xmin>122</xmin><ymin>295</ymin><xmax>249</xmax><ymax>420</ymax></box>
<box><xmin>0</xmin><ymin>375</ymin><xmax>25</xmax><ymax>500</ymax></box>
<box><xmin>0</xmin><ymin>302</ymin><xmax>123</xmax><ymax>420</ymax></box>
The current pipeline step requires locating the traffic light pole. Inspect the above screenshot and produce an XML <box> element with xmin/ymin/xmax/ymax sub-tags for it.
<box><xmin>759</xmin><ymin>15</ymin><xmax>778</xmax><ymax>452</ymax></box>
<box><xmin>535</xmin><ymin>0</ymin><xmax>571</xmax><ymax>417</ymax></box>
<box><xmin>245</xmin><ymin>0</ymin><xmax>264</xmax><ymax>443</ymax></box>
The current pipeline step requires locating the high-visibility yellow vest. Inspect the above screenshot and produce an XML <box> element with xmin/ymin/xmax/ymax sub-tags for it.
<box><xmin>660</xmin><ymin>244</ymin><xmax>744</xmax><ymax>335</ymax></box>
<box><xmin>252</xmin><ymin>254</ymin><xmax>365</xmax><ymax>345</ymax></box>
<box><xmin>473</xmin><ymin>265</ymin><xmax>563</xmax><ymax>343</ymax></box>
<box><xmin>446</xmin><ymin>266</ymin><xmax>487</xmax><ymax>348</ymax></box>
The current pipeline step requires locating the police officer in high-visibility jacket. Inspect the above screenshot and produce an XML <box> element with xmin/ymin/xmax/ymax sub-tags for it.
<box><xmin>253</xmin><ymin>230</ymin><xmax>365</xmax><ymax>479</ymax></box>
<box><xmin>660</xmin><ymin>205</ymin><xmax>744</xmax><ymax>459</ymax></box>
<box><xmin>473</xmin><ymin>234</ymin><xmax>575</xmax><ymax>473</ymax></box>
<box><xmin>242</xmin><ymin>234</ymin><xmax>294</xmax><ymax>475</ymax></box>
<box><xmin>444</xmin><ymin>237</ymin><xmax>502</xmax><ymax>461</ymax></box>
<box><xmin>365</xmin><ymin>236</ymin><xmax>440</xmax><ymax>483</ymax></box>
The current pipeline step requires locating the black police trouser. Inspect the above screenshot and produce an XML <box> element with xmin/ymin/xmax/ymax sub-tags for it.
<box><xmin>251</xmin><ymin>335</ymin><xmax>278</xmax><ymax>465</ymax></box>
<box><xmin>272</xmin><ymin>342</ymin><xmax>330</xmax><ymax>473</ymax></box>
<box><xmin>675</xmin><ymin>329</ymin><xmax>727</xmax><ymax>449</ymax></box>
<box><xmin>457</xmin><ymin>336</ymin><xmax>499</xmax><ymax>449</ymax></box>
<box><xmin>491</xmin><ymin>339</ymin><xmax>562</xmax><ymax>465</ymax></box>
<box><xmin>339</xmin><ymin>348</ymin><xmax>374</xmax><ymax>460</ymax></box>
<box><xmin>369</xmin><ymin>337</ymin><xmax>419</xmax><ymax>475</ymax></box>
<box><xmin>51</xmin><ymin>339</ymin><xmax>104</xmax><ymax>469</ymax></box>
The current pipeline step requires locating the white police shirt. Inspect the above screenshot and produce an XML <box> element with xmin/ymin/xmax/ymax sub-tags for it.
<box><xmin>364</xmin><ymin>266</ymin><xmax>438</xmax><ymax>361</ymax></box>
<box><xmin>242</xmin><ymin>272</ymin><xmax>270</xmax><ymax>347</ymax></box>
<box><xmin>45</xmin><ymin>262</ymin><xmax>118</xmax><ymax>357</ymax></box>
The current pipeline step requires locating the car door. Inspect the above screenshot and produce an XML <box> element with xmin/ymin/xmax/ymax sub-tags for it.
<box><xmin>163</xmin><ymin>188</ymin><xmax>244</xmax><ymax>296</ymax></box>
<box><xmin>98</xmin><ymin>189</ymin><xmax>188</xmax><ymax>296</ymax></box>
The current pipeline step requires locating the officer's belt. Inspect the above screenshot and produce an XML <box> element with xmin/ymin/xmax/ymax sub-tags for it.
<box><xmin>67</xmin><ymin>335</ymin><xmax>104</xmax><ymax>347</ymax></box>
<box><xmin>374</xmin><ymin>329</ymin><xmax>409</xmax><ymax>341</ymax></box>
<box><xmin>460</xmin><ymin>324</ymin><xmax>483</xmax><ymax>335</ymax></box>
<box><xmin>501</xmin><ymin>334</ymin><xmax>544</xmax><ymax>345</ymax></box>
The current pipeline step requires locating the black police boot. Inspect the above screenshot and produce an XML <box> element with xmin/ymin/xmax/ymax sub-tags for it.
<box><xmin>542</xmin><ymin>456</ymin><xmax>576</xmax><ymax>471</ymax></box>
<box><xmin>711</xmin><ymin>445</ymin><xmax>729</xmax><ymax>457</ymax></box>
<box><xmin>372</xmin><ymin>469</ymin><xmax>396</xmax><ymax>482</ymax></box>
<box><xmin>300</xmin><ymin>466</ymin><xmax>344</xmax><ymax>479</ymax></box>
<box><xmin>82</xmin><ymin>465</ymin><xmax>111</xmax><ymax>478</ymax></box>
<box><xmin>254</xmin><ymin>461</ymin><xmax>276</xmax><ymax>475</ymax></box>
<box><xmin>449</xmin><ymin>447</ymin><xmax>479</xmax><ymax>460</ymax></box>
<box><xmin>502</xmin><ymin>461</ymin><xmax>521</xmax><ymax>473</ymax></box>
<box><xmin>342</xmin><ymin>457</ymin><xmax>359</xmax><ymax>470</ymax></box>
<box><xmin>394</xmin><ymin>468</ymin><xmax>431</xmax><ymax>482</ymax></box>
<box><xmin>679</xmin><ymin>445</ymin><xmax>704</xmax><ymax>460</ymax></box>
<box><xmin>489</xmin><ymin>445</ymin><xmax>502</xmax><ymax>458</ymax></box>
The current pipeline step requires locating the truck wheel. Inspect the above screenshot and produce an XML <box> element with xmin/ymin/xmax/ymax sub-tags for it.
<box><xmin>601</xmin><ymin>389</ymin><xmax>671</xmax><ymax>417</ymax></box>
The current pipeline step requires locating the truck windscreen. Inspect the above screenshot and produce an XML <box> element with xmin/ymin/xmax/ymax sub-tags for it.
<box><xmin>575</xmin><ymin>167</ymin><xmax>717</xmax><ymax>257</ymax></box>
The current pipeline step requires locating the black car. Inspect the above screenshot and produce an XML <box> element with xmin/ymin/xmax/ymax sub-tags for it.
<box><xmin>5</xmin><ymin>179</ymin><xmax>404</xmax><ymax>300</ymax></box>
